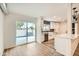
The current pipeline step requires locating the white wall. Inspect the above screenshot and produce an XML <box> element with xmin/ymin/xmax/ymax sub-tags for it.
<box><xmin>0</xmin><ymin>9</ymin><xmax>4</xmax><ymax>55</ymax></box>
<box><xmin>4</xmin><ymin>13</ymin><xmax>16</xmax><ymax>49</ymax></box>
<box><xmin>59</xmin><ymin>22</ymin><xmax>67</xmax><ymax>34</ymax></box>
<box><xmin>36</xmin><ymin>17</ymin><xmax>44</xmax><ymax>43</ymax></box>
<box><xmin>67</xmin><ymin>4</ymin><xmax>72</xmax><ymax>35</ymax></box>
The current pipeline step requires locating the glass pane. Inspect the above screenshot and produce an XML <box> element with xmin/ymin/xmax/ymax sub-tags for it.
<box><xmin>16</xmin><ymin>21</ymin><xmax>27</xmax><ymax>45</ymax></box>
<box><xmin>27</xmin><ymin>22</ymin><xmax>35</xmax><ymax>43</ymax></box>
<box><xmin>16</xmin><ymin>21</ymin><xmax>36</xmax><ymax>45</ymax></box>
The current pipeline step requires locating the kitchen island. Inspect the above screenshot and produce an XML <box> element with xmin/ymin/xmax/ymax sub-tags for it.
<box><xmin>54</xmin><ymin>34</ymin><xmax>79</xmax><ymax>56</ymax></box>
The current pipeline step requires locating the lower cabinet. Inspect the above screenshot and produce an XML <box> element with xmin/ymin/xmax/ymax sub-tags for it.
<box><xmin>54</xmin><ymin>37</ymin><xmax>79</xmax><ymax>56</ymax></box>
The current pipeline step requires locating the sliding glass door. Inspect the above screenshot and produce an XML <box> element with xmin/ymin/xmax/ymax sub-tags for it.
<box><xmin>16</xmin><ymin>21</ymin><xmax>36</xmax><ymax>45</ymax></box>
<box><xmin>27</xmin><ymin>22</ymin><xmax>36</xmax><ymax>43</ymax></box>
<box><xmin>16</xmin><ymin>21</ymin><xmax>27</xmax><ymax>45</ymax></box>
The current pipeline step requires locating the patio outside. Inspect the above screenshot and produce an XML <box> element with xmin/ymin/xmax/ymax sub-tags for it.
<box><xmin>16</xmin><ymin>21</ymin><xmax>35</xmax><ymax>45</ymax></box>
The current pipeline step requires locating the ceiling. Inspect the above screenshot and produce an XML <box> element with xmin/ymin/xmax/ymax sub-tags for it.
<box><xmin>7</xmin><ymin>3</ymin><xmax>68</xmax><ymax>19</ymax></box>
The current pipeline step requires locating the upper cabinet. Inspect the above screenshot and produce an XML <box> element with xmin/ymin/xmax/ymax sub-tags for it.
<box><xmin>43</xmin><ymin>20</ymin><xmax>50</xmax><ymax>31</ymax></box>
<box><xmin>41</xmin><ymin>16</ymin><xmax>67</xmax><ymax>34</ymax></box>
<box><xmin>43</xmin><ymin>16</ymin><xmax>67</xmax><ymax>22</ymax></box>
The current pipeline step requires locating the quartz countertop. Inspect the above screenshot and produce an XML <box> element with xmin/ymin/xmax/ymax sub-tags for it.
<box><xmin>55</xmin><ymin>34</ymin><xmax>78</xmax><ymax>39</ymax></box>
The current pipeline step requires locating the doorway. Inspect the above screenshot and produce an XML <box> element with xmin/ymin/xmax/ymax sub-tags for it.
<box><xmin>16</xmin><ymin>21</ymin><xmax>36</xmax><ymax>45</ymax></box>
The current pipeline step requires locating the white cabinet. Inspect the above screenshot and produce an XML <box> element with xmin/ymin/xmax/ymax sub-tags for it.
<box><xmin>54</xmin><ymin>37</ymin><xmax>71</xmax><ymax>56</ymax></box>
<box><xmin>54</xmin><ymin>35</ymin><xmax>79</xmax><ymax>56</ymax></box>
